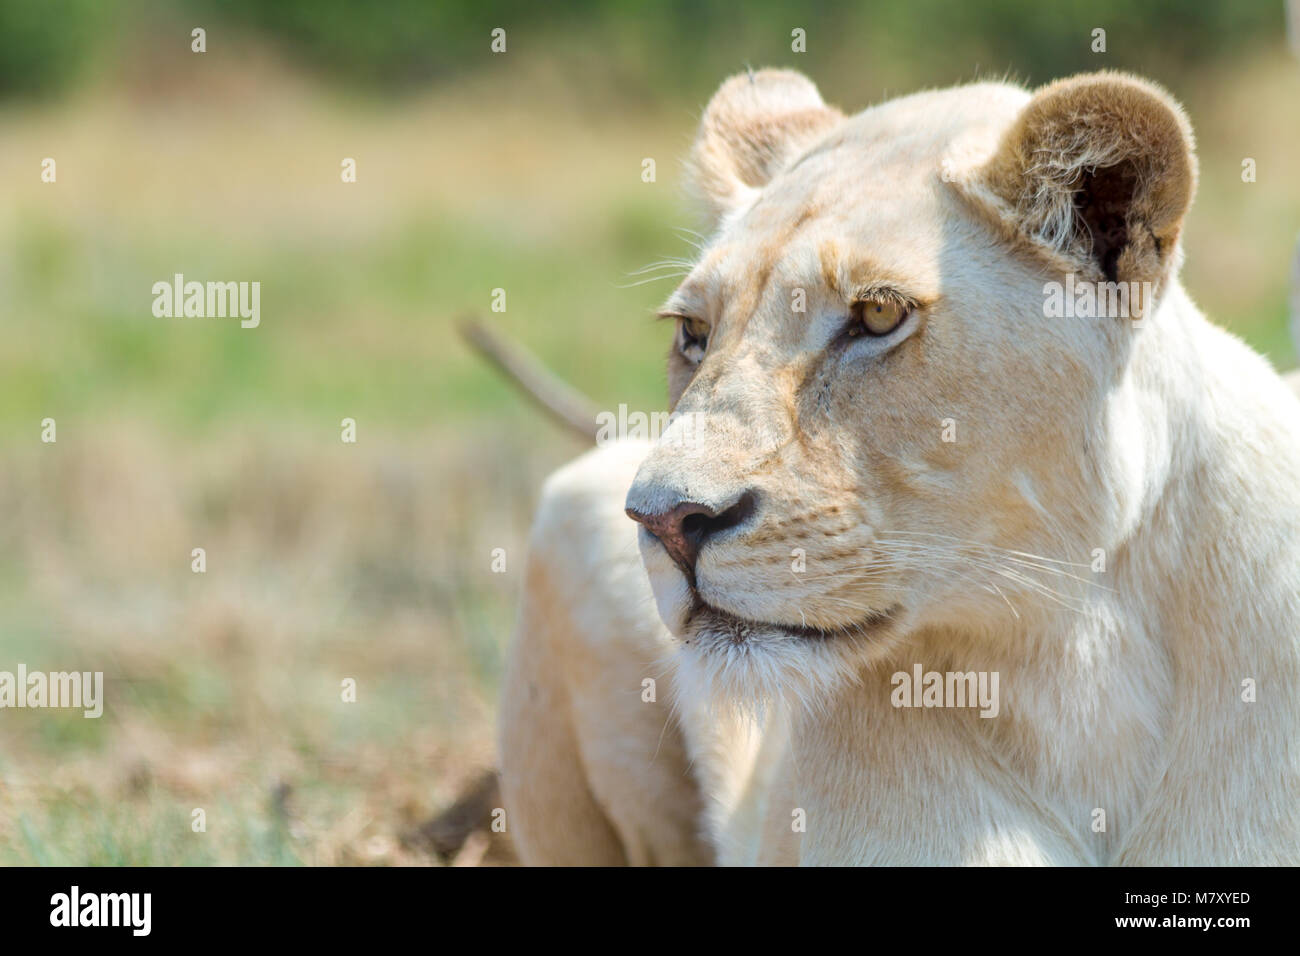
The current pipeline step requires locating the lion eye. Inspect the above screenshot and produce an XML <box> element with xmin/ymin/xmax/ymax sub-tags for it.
<box><xmin>850</xmin><ymin>298</ymin><xmax>909</xmax><ymax>337</ymax></box>
<box><xmin>678</xmin><ymin>317</ymin><xmax>709</xmax><ymax>363</ymax></box>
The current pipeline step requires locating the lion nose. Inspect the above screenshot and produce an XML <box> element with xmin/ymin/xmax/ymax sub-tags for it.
<box><xmin>626</xmin><ymin>491</ymin><xmax>756</xmax><ymax>576</ymax></box>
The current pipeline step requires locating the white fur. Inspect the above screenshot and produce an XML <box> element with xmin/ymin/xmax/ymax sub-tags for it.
<box><xmin>499</xmin><ymin>74</ymin><xmax>1300</xmax><ymax>866</ymax></box>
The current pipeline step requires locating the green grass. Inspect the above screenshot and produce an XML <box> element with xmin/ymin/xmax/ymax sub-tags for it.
<box><xmin>2</xmin><ymin>210</ymin><xmax>671</xmax><ymax>435</ymax></box>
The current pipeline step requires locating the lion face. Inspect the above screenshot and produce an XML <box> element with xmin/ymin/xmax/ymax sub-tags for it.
<box><xmin>625</xmin><ymin>70</ymin><xmax>1197</xmax><ymax>703</ymax></box>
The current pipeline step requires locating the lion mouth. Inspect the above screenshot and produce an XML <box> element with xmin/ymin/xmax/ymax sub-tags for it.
<box><xmin>687</xmin><ymin>598</ymin><xmax>900</xmax><ymax>643</ymax></box>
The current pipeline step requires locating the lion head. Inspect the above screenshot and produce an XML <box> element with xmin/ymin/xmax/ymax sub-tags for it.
<box><xmin>624</xmin><ymin>69</ymin><xmax>1197</xmax><ymax>704</ymax></box>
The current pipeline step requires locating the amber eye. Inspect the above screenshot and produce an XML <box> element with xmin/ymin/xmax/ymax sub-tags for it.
<box><xmin>678</xmin><ymin>317</ymin><xmax>709</xmax><ymax>363</ymax></box>
<box><xmin>850</xmin><ymin>298</ymin><xmax>910</xmax><ymax>337</ymax></box>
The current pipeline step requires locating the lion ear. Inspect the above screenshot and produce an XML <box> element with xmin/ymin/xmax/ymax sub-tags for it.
<box><xmin>688</xmin><ymin>69</ymin><xmax>843</xmax><ymax>229</ymax></box>
<box><xmin>973</xmin><ymin>72</ymin><xmax>1197</xmax><ymax>286</ymax></box>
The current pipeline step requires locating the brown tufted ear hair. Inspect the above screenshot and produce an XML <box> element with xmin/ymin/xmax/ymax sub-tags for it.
<box><xmin>970</xmin><ymin>71</ymin><xmax>1197</xmax><ymax>287</ymax></box>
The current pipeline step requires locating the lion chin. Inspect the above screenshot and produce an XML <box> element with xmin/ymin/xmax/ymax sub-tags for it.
<box><xmin>679</xmin><ymin>602</ymin><xmax>904</xmax><ymax>714</ymax></box>
<box><xmin>634</xmin><ymin>507</ymin><xmax>905</xmax><ymax>708</ymax></box>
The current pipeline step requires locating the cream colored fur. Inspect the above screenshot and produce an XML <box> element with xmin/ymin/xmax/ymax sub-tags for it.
<box><xmin>498</xmin><ymin>70</ymin><xmax>1300</xmax><ymax>865</ymax></box>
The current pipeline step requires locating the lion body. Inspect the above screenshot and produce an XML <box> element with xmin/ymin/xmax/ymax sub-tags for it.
<box><xmin>498</xmin><ymin>73</ymin><xmax>1300</xmax><ymax>865</ymax></box>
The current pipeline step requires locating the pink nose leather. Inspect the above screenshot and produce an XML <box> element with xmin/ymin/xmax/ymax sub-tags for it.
<box><xmin>626</xmin><ymin>501</ymin><xmax>719</xmax><ymax>573</ymax></box>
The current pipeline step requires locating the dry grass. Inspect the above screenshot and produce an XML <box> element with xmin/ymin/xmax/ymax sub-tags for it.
<box><xmin>0</xmin><ymin>420</ymin><xmax>583</xmax><ymax>864</ymax></box>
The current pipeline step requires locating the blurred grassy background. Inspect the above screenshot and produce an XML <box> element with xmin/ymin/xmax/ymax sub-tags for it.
<box><xmin>0</xmin><ymin>0</ymin><xmax>1296</xmax><ymax>864</ymax></box>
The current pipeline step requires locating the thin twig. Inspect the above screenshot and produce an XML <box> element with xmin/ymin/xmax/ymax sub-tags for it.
<box><xmin>458</xmin><ymin>315</ymin><xmax>600</xmax><ymax>442</ymax></box>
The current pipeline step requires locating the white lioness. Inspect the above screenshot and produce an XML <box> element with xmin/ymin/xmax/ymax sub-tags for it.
<box><xmin>498</xmin><ymin>70</ymin><xmax>1300</xmax><ymax>865</ymax></box>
